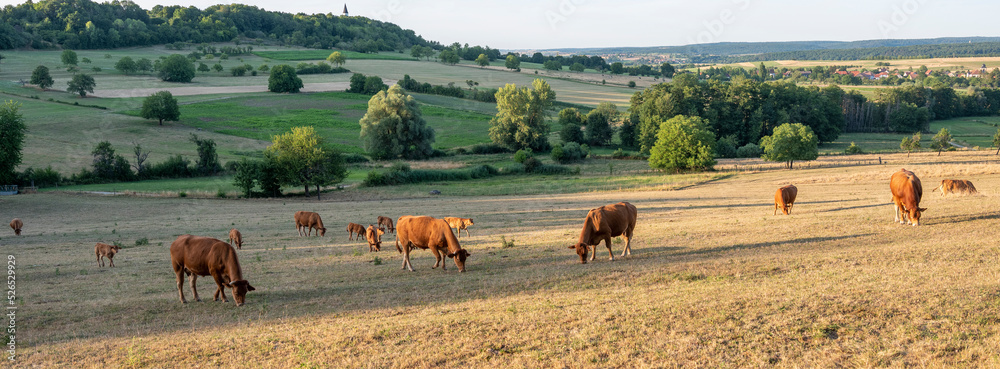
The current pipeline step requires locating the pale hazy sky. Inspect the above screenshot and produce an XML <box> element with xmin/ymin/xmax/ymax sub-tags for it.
<box><xmin>9</xmin><ymin>0</ymin><xmax>1000</xmax><ymax>49</ymax></box>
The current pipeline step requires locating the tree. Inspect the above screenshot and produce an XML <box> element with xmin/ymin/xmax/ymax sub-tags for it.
<box><xmin>758</xmin><ymin>62</ymin><xmax>768</xmax><ymax>82</ymax></box>
<box><xmin>439</xmin><ymin>49</ymin><xmax>459</xmax><ymax>65</ymax></box>
<box><xmin>114</xmin><ymin>56</ymin><xmax>137</xmax><ymax>75</ymax></box>
<box><xmin>931</xmin><ymin>128</ymin><xmax>952</xmax><ymax>156</ymax></box>
<box><xmin>543</xmin><ymin>60</ymin><xmax>561</xmax><ymax>71</ymax></box>
<box><xmin>558</xmin><ymin>108</ymin><xmax>584</xmax><ymax>144</ymax></box>
<box><xmin>212</xmin><ymin>63</ymin><xmax>224</xmax><ymax>72</ymax></box>
<box><xmin>348</xmin><ymin>73</ymin><xmax>366</xmax><ymax>93</ymax></box>
<box><xmin>266</xmin><ymin>126</ymin><xmax>346</xmax><ymax>199</ymax></box>
<box><xmin>132</xmin><ymin>143</ymin><xmax>150</xmax><ymax>177</ymax></box>
<box><xmin>268</xmin><ymin>64</ymin><xmax>303</xmax><ymax>93</ymax></box>
<box><xmin>489</xmin><ymin>79</ymin><xmax>555</xmax><ymax>151</ymax></box>
<box><xmin>610</xmin><ymin>62</ymin><xmax>624</xmax><ymax>75</ymax></box>
<box><xmin>648</xmin><ymin>115</ymin><xmax>716</xmax><ymax>172</ymax></box>
<box><xmin>660</xmin><ymin>62</ymin><xmax>675</xmax><ymax>78</ymax></box>
<box><xmin>627</xmin><ymin>81</ymin><xmax>636</xmax><ymax>88</ymax></box>
<box><xmin>359</xmin><ymin>85</ymin><xmax>436</xmax><ymax>160</ymax></box>
<box><xmin>61</xmin><ymin>50</ymin><xmax>78</xmax><ymax>66</ymax></box>
<box><xmin>475</xmin><ymin>53</ymin><xmax>490</xmax><ymax>68</ymax></box>
<box><xmin>585</xmin><ymin>102</ymin><xmax>618</xmax><ymax>146</ymax></box>
<box><xmin>760</xmin><ymin>123</ymin><xmax>819</xmax><ymax>169</ymax></box>
<box><xmin>0</xmin><ymin>101</ymin><xmax>26</xmax><ymax>184</ymax></box>
<box><xmin>91</xmin><ymin>141</ymin><xmax>134</xmax><ymax>181</ymax></box>
<box><xmin>569</xmin><ymin>62</ymin><xmax>585</xmax><ymax>72</ymax></box>
<box><xmin>189</xmin><ymin>134</ymin><xmax>221</xmax><ymax>175</ymax></box>
<box><xmin>364</xmin><ymin>76</ymin><xmax>387</xmax><ymax>95</ymax></box>
<box><xmin>140</xmin><ymin>91</ymin><xmax>180</xmax><ymax>125</ymax></box>
<box><xmin>900</xmin><ymin>132</ymin><xmax>921</xmax><ymax>157</ymax></box>
<box><xmin>136</xmin><ymin>58</ymin><xmax>153</xmax><ymax>73</ymax></box>
<box><xmin>993</xmin><ymin>128</ymin><xmax>1000</xmax><ymax>155</ymax></box>
<box><xmin>232</xmin><ymin>158</ymin><xmax>258</xmax><ymax>198</ymax></box>
<box><xmin>197</xmin><ymin>62</ymin><xmax>209</xmax><ymax>72</ymax></box>
<box><xmin>326</xmin><ymin>51</ymin><xmax>346</xmax><ymax>68</ymax></box>
<box><xmin>30</xmin><ymin>65</ymin><xmax>54</xmax><ymax>90</ymax></box>
<box><xmin>505</xmin><ymin>54</ymin><xmax>520</xmax><ymax>71</ymax></box>
<box><xmin>158</xmin><ymin>54</ymin><xmax>196</xmax><ymax>82</ymax></box>
<box><xmin>66</xmin><ymin>73</ymin><xmax>95</xmax><ymax>97</ymax></box>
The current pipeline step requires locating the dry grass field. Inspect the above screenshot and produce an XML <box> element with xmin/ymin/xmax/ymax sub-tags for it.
<box><xmin>5</xmin><ymin>151</ymin><xmax>1000</xmax><ymax>367</ymax></box>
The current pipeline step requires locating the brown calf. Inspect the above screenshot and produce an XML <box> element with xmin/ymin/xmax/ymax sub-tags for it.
<box><xmin>347</xmin><ymin>222</ymin><xmax>366</xmax><ymax>240</ymax></box>
<box><xmin>365</xmin><ymin>224</ymin><xmax>385</xmax><ymax>252</ymax></box>
<box><xmin>377</xmin><ymin>216</ymin><xmax>395</xmax><ymax>233</ymax></box>
<box><xmin>95</xmin><ymin>242</ymin><xmax>121</xmax><ymax>267</ymax></box>
<box><xmin>443</xmin><ymin>217</ymin><xmax>475</xmax><ymax>238</ymax></box>
<box><xmin>9</xmin><ymin>218</ymin><xmax>22</xmax><ymax>236</ymax></box>
<box><xmin>228</xmin><ymin>228</ymin><xmax>243</xmax><ymax>250</ymax></box>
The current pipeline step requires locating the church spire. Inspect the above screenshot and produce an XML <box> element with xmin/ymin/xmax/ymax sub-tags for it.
<box><xmin>342</xmin><ymin>4</ymin><xmax>349</xmax><ymax>17</ymax></box>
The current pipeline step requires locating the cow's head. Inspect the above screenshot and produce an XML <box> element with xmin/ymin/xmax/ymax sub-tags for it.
<box><xmin>13</xmin><ymin>228</ymin><xmax>21</xmax><ymax>236</ymax></box>
<box><xmin>909</xmin><ymin>207</ymin><xmax>927</xmax><ymax>226</ymax></box>
<box><xmin>318</xmin><ymin>227</ymin><xmax>327</xmax><ymax>237</ymax></box>
<box><xmin>569</xmin><ymin>242</ymin><xmax>588</xmax><ymax>264</ymax></box>
<box><xmin>228</xmin><ymin>280</ymin><xmax>256</xmax><ymax>306</ymax></box>
<box><xmin>467</xmin><ymin>219</ymin><xmax>475</xmax><ymax>226</ymax></box>
<box><xmin>447</xmin><ymin>249</ymin><xmax>471</xmax><ymax>272</ymax></box>
<box><xmin>111</xmin><ymin>244</ymin><xmax>121</xmax><ymax>252</ymax></box>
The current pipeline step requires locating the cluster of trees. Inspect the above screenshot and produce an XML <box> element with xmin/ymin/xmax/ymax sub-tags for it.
<box><xmin>843</xmin><ymin>85</ymin><xmax>1000</xmax><ymax>133</ymax></box>
<box><xmin>558</xmin><ymin>102</ymin><xmax>619</xmax><ymax>147</ymax></box>
<box><xmin>60</xmin><ymin>136</ymin><xmax>220</xmax><ymax>185</ymax></box>
<box><xmin>489</xmin><ymin>79</ymin><xmax>555</xmax><ymax>152</ymax></box>
<box><xmin>517</xmin><ymin>52</ymin><xmax>608</xmax><ymax>71</ymax></box>
<box><xmin>0</xmin><ymin>0</ymin><xmax>439</xmax><ymax>52</ymax></box>
<box><xmin>397</xmin><ymin>75</ymin><xmax>498</xmax><ymax>103</ymax></box>
<box><xmin>347</xmin><ymin>73</ymin><xmax>387</xmax><ymax>95</ymax></box>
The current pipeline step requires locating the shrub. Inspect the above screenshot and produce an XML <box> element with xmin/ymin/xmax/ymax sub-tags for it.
<box><xmin>522</xmin><ymin>157</ymin><xmax>541</xmax><ymax>172</ymax></box>
<box><xmin>715</xmin><ymin>134</ymin><xmax>739</xmax><ymax>158</ymax></box>
<box><xmin>844</xmin><ymin>142</ymin><xmax>864</xmax><ymax>154</ymax></box>
<box><xmin>469</xmin><ymin>143</ymin><xmax>511</xmax><ymax>154</ymax></box>
<box><xmin>736</xmin><ymin>143</ymin><xmax>763</xmax><ymax>158</ymax></box>
<box><xmin>514</xmin><ymin>149</ymin><xmax>532</xmax><ymax>164</ymax></box>
<box><xmin>342</xmin><ymin>153</ymin><xmax>369</xmax><ymax>163</ymax></box>
<box><xmin>552</xmin><ymin>142</ymin><xmax>587</xmax><ymax>164</ymax></box>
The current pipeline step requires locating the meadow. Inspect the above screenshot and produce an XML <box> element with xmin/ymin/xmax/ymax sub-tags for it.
<box><xmin>6</xmin><ymin>151</ymin><xmax>1000</xmax><ymax>367</ymax></box>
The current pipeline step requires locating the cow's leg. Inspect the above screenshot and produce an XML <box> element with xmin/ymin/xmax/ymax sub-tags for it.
<box><xmin>621</xmin><ymin>235</ymin><xmax>632</xmax><ymax>257</ymax></box>
<box><xmin>212</xmin><ymin>275</ymin><xmax>229</xmax><ymax>303</ymax></box>
<box><xmin>774</xmin><ymin>203</ymin><xmax>778</xmax><ymax>215</ymax></box>
<box><xmin>464</xmin><ymin>228</ymin><xmax>471</xmax><ymax>238</ymax></box>
<box><xmin>97</xmin><ymin>255</ymin><xmax>103</xmax><ymax>268</ymax></box>
<box><xmin>401</xmin><ymin>244</ymin><xmax>414</xmax><ymax>272</ymax></box>
<box><xmin>787</xmin><ymin>202</ymin><xmax>793</xmax><ymax>215</ymax></box>
<box><xmin>189</xmin><ymin>274</ymin><xmax>201</xmax><ymax>302</ymax></box>
<box><xmin>175</xmin><ymin>268</ymin><xmax>187</xmax><ymax>303</ymax></box>
<box><xmin>109</xmin><ymin>256</ymin><xmax>115</xmax><ymax>268</ymax></box>
<box><xmin>605</xmin><ymin>237</ymin><xmax>615</xmax><ymax>261</ymax></box>
<box><xmin>431</xmin><ymin>248</ymin><xmax>443</xmax><ymax>269</ymax></box>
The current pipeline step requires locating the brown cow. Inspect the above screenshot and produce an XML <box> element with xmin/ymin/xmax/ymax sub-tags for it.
<box><xmin>932</xmin><ymin>179</ymin><xmax>978</xmax><ymax>196</ymax></box>
<box><xmin>569</xmin><ymin>202</ymin><xmax>637</xmax><ymax>264</ymax></box>
<box><xmin>95</xmin><ymin>242</ymin><xmax>121</xmax><ymax>267</ymax></box>
<box><xmin>347</xmin><ymin>222</ymin><xmax>366</xmax><ymax>240</ymax></box>
<box><xmin>9</xmin><ymin>218</ymin><xmax>22</xmax><ymax>236</ymax></box>
<box><xmin>396</xmin><ymin>215</ymin><xmax>471</xmax><ymax>272</ymax></box>
<box><xmin>890</xmin><ymin>169</ymin><xmax>927</xmax><ymax>226</ymax></box>
<box><xmin>443</xmin><ymin>217</ymin><xmax>475</xmax><ymax>238</ymax></box>
<box><xmin>773</xmin><ymin>185</ymin><xmax>798</xmax><ymax>215</ymax></box>
<box><xmin>377</xmin><ymin>216</ymin><xmax>395</xmax><ymax>233</ymax></box>
<box><xmin>170</xmin><ymin>235</ymin><xmax>255</xmax><ymax>306</ymax></box>
<box><xmin>365</xmin><ymin>224</ymin><xmax>385</xmax><ymax>252</ymax></box>
<box><xmin>294</xmin><ymin>211</ymin><xmax>326</xmax><ymax>237</ymax></box>
<box><xmin>228</xmin><ymin>228</ymin><xmax>243</xmax><ymax>250</ymax></box>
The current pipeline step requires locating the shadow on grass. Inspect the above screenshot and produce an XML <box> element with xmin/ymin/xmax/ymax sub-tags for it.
<box><xmin>923</xmin><ymin>210</ymin><xmax>1000</xmax><ymax>226</ymax></box>
<box><xmin>669</xmin><ymin>233</ymin><xmax>873</xmax><ymax>258</ymax></box>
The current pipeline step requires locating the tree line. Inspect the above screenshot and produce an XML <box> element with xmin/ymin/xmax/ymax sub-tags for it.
<box><xmin>0</xmin><ymin>0</ymin><xmax>439</xmax><ymax>52</ymax></box>
<box><xmin>694</xmin><ymin>42</ymin><xmax>1000</xmax><ymax>63</ymax></box>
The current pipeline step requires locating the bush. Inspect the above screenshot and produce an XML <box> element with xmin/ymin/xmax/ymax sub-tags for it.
<box><xmin>514</xmin><ymin>149</ymin><xmax>532</xmax><ymax>164</ymax></box>
<box><xmin>552</xmin><ymin>142</ymin><xmax>587</xmax><ymax>164</ymax></box>
<box><xmin>715</xmin><ymin>134</ymin><xmax>739</xmax><ymax>158</ymax></box>
<box><xmin>147</xmin><ymin>155</ymin><xmax>193</xmax><ymax>178</ymax></box>
<box><xmin>469</xmin><ymin>143</ymin><xmax>511</xmax><ymax>155</ymax></box>
<box><xmin>18</xmin><ymin>166</ymin><xmax>63</xmax><ymax>187</ymax></box>
<box><xmin>736</xmin><ymin>143</ymin><xmax>763</xmax><ymax>158</ymax></box>
<box><xmin>522</xmin><ymin>157</ymin><xmax>541</xmax><ymax>172</ymax></box>
<box><xmin>342</xmin><ymin>153</ymin><xmax>369</xmax><ymax>163</ymax></box>
<box><xmin>612</xmin><ymin>148</ymin><xmax>627</xmax><ymax>159</ymax></box>
<box><xmin>844</xmin><ymin>142</ymin><xmax>865</xmax><ymax>154</ymax></box>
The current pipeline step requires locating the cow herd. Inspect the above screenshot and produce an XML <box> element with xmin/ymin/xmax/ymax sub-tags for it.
<box><xmin>3</xmin><ymin>168</ymin><xmax>984</xmax><ymax>307</ymax></box>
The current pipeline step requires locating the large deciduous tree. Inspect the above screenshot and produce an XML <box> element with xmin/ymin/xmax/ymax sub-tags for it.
<box><xmin>931</xmin><ymin>128</ymin><xmax>952</xmax><ymax>156</ymax></box>
<box><xmin>558</xmin><ymin>108</ymin><xmax>584</xmax><ymax>144</ymax></box>
<box><xmin>359</xmin><ymin>85</ymin><xmax>436</xmax><ymax>160</ymax></box>
<box><xmin>61</xmin><ymin>50</ymin><xmax>78</xmax><ymax>66</ymax></box>
<box><xmin>30</xmin><ymin>65</ymin><xmax>54</xmax><ymax>90</ymax></box>
<box><xmin>489</xmin><ymin>79</ymin><xmax>555</xmax><ymax>152</ymax></box>
<box><xmin>505</xmin><ymin>54</ymin><xmax>520</xmax><ymax>71</ymax></box>
<box><xmin>157</xmin><ymin>54</ymin><xmax>196</xmax><ymax>82</ymax></box>
<box><xmin>140</xmin><ymin>91</ymin><xmax>180</xmax><ymax>125</ymax></box>
<box><xmin>265</xmin><ymin>126</ymin><xmax>346</xmax><ymax>199</ymax></box>
<box><xmin>585</xmin><ymin>102</ymin><xmax>618</xmax><ymax>146</ymax></box>
<box><xmin>268</xmin><ymin>64</ymin><xmax>303</xmax><ymax>93</ymax></box>
<box><xmin>648</xmin><ymin>115</ymin><xmax>716</xmax><ymax>172</ymax></box>
<box><xmin>475</xmin><ymin>53</ymin><xmax>490</xmax><ymax>68</ymax></box>
<box><xmin>760</xmin><ymin>123</ymin><xmax>818</xmax><ymax>169</ymax></box>
<box><xmin>0</xmin><ymin>101</ymin><xmax>26</xmax><ymax>184</ymax></box>
<box><xmin>67</xmin><ymin>73</ymin><xmax>96</xmax><ymax>97</ymax></box>
<box><xmin>114</xmin><ymin>56</ymin><xmax>137</xmax><ymax>75</ymax></box>
<box><xmin>326</xmin><ymin>51</ymin><xmax>346</xmax><ymax>68</ymax></box>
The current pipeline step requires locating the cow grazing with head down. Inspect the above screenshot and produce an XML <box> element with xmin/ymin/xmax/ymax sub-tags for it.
<box><xmin>443</xmin><ymin>217</ymin><xmax>475</xmax><ymax>238</ymax></box>
<box><xmin>228</xmin><ymin>228</ymin><xmax>243</xmax><ymax>250</ymax></box>
<box><xmin>95</xmin><ymin>242</ymin><xmax>121</xmax><ymax>267</ymax></box>
<box><xmin>377</xmin><ymin>216</ymin><xmax>395</xmax><ymax>233</ymax></box>
<box><xmin>9</xmin><ymin>218</ymin><xmax>22</xmax><ymax>236</ymax></box>
<box><xmin>570</xmin><ymin>202</ymin><xmax>637</xmax><ymax>264</ymax></box>
<box><xmin>294</xmin><ymin>211</ymin><xmax>326</xmax><ymax>237</ymax></box>
<box><xmin>774</xmin><ymin>185</ymin><xmax>798</xmax><ymax>215</ymax></box>
<box><xmin>932</xmin><ymin>179</ymin><xmax>978</xmax><ymax>196</ymax></box>
<box><xmin>365</xmin><ymin>224</ymin><xmax>385</xmax><ymax>252</ymax></box>
<box><xmin>170</xmin><ymin>235</ymin><xmax>255</xmax><ymax>306</ymax></box>
<box><xmin>890</xmin><ymin>169</ymin><xmax>927</xmax><ymax>226</ymax></box>
<box><xmin>347</xmin><ymin>222</ymin><xmax>366</xmax><ymax>240</ymax></box>
<box><xmin>396</xmin><ymin>215</ymin><xmax>471</xmax><ymax>272</ymax></box>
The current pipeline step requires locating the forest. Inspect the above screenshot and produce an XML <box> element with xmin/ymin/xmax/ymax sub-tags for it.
<box><xmin>0</xmin><ymin>0</ymin><xmax>440</xmax><ymax>52</ymax></box>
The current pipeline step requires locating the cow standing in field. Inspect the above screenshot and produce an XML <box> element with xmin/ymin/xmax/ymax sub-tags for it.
<box><xmin>9</xmin><ymin>218</ymin><xmax>22</xmax><ymax>236</ymax></box>
<box><xmin>294</xmin><ymin>211</ymin><xmax>326</xmax><ymax>237</ymax></box>
<box><xmin>228</xmin><ymin>228</ymin><xmax>243</xmax><ymax>250</ymax></box>
<box><xmin>396</xmin><ymin>215</ymin><xmax>471</xmax><ymax>272</ymax></box>
<box><xmin>569</xmin><ymin>202</ymin><xmax>637</xmax><ymax>264</ymax></box>
<box><xmin>890</xmin><ymin>169</ymin><xmax>927</xmax><ymax>226</ymax></box>
<box><xmin>95</xmin><ymin>242</ymin><xmax>121</xmax><ymax>267</ymax></box>
<box><xmin>932</xmin><ymin>179</ymin><xmax>978</xmax><ymax>196</ymax></box>
<box><xmin>170</xmin><ymin>235</ymin><xmax>255</xmax><ymax>306</ymax></box>
<box><xmin>443</xmin><ymin>217</ymin><xmax>475</xmax><ymax>238</ymax></box>
<box><xmin>347</xmin><ymin>222</ymin><xmax>366</xmax><ymax>240</ymax></box>
<box><xmin>365</xmin><ymin>224</ymin><xmax>385</xmax><ymax>252</ymax></box>
<box><xmin>774</xmin><ymin>185</ymin><xmax>798</xmax><ymax>215</ymax></box>
<box><xmin>377</xmin><ymin>216</ymin><xmax>395</xmax><ymax>233</ymax></box>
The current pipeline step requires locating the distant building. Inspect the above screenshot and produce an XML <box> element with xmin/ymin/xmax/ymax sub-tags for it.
<box><xmin>342</xmin><ymin>4</ymin><xmax>349</xmax><ymax>17</ymax></box>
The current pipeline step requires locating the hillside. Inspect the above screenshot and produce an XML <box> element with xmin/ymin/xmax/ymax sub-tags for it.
<box><xmin>542</xmin><ymin>37</ymin><xmax>1000</xmax><ymax>57</ymax></box>
<box><xmin>0</xmin><ymin>0</ymin><xmax>439</xmax><ymax>52</ymax></box>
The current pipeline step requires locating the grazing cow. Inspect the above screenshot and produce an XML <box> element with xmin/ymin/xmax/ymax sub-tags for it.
<box><xmin>9</xmin><ymin>218</ymin><xmax>22</xmax><ymax>236</ymax></box>
<box><xmin>377</xmin><ymin>216</ymin><xmax>395</xmax><ymax>233</ymax></box>
<box><xmin>170</xmin><ymin>235</ymin><xmax>255</xmax><ymax>306</ymax></box>
<box><xmin>890</xmin><ymin>169</ymin><xmax>927</xmax><ymax>226</ymax></box>
<box><xmin>443</xmin><ymin>217</ymin><xmax>475</xmax><ymax>238</ymax></box>
<box><xmin>932</xmin><ymin>179</ymin><xmax>978</xmax><ymax>196</ymax></box>
<box><xmin>94</xmin><ymin>242</ymin><xmax>121</xmax><ymax>268</ymax></box>
<box><xmin>228</xmin><ymin>228</ymin><xmax>243</xmax><ymax>250</ymax></box>
<box><xmin>347</xmin><ymin>222</ymin><xmax>366</xmax><ymax>240</ymax></box>
<box><xmin>395</xmin><ymin>215</ymin><xmax>471</xmax><ymax>272</ymax></box>
<box><xmin>294</xmin><ymin>211</ymin><xmax>326</xmax><ymax>237</ymax></box>
<box><xmin>569</xmin><ymin>202</ymin><xmax>637</xmax><ymax>264</ymax></box>
<box><xmin>365</xmin><ymin>224</ymin><xmax>385</xmax><ymax>252</ymax></box>
<box><xmin>773</xmin><ymin>185</ymin><xmax>798</xmax><ymax>215</ymax></box>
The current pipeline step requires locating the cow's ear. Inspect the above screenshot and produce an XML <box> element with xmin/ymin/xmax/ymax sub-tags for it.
<box><xmin>464</xmin><ymin>250</ymin><xmax>471</xmax><ymax>256</ymax></box>
<box><xmin>247</xmin><ymin>284</ymin><xmax>256</xmax><ymax>291</ymax></box>
<box><xmin>446</xmin><ymin>252</ymin><xmax>456</xmax><ymax>258</ymax></box>
<box><xmin>919</xmin><ymin>207</ymin><xmax>928</xmax><ymax>212</ymax></box>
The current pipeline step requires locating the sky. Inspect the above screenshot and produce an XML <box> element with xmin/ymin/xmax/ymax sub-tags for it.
<box><xmin>14</xmin><ymin>0</ymin><xmax>1000</xmax><ymax>50</ymax></box>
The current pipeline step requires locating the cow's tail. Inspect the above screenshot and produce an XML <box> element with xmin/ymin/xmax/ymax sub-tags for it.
<box><xmin>931</xmin><ymin>185</ymin><xmax>941</xmax><ymax>192</ymax></box>
<box><xmin>396</xmin><ymin>238</ymin><xmax>402</xmax><ymax>253</ymax></box>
